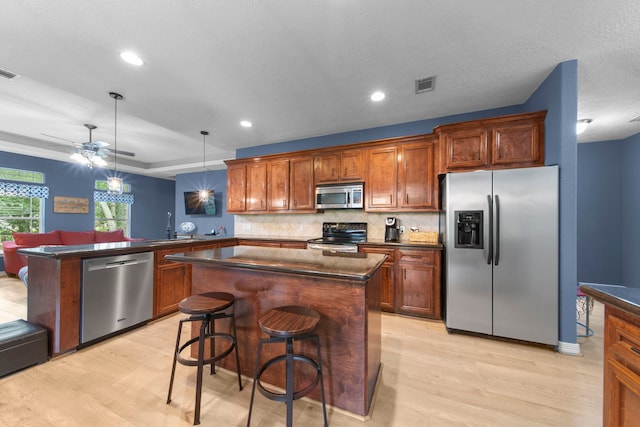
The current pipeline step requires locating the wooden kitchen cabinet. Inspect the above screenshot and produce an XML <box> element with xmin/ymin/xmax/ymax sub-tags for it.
<box><xmin>365</xmin><ymin>145</ymin><xmax>398</xmax><ymax>210</ymax></box>
<box><xmin>437</xmin><ymin>110</ymin><xmax>546</xmax><ymax>174</ymax></box>
<box><xmin>397</xmin><ymin>248</ymin><xmax>441</xmax><ymax>319</ymax></box>
<box><xmin>398</xmin><ymin>137</ymin><xmax>438</xmax><ymax>210</ymax></box>
<box><xmin>603</xmin><ymin>306</ymin><xmax>640</xmax><ymax>426</ymax></box>
<box><xmin>314</xmin><ymin>148</ymin><xmax>363</xmax><ymax>184</ymax></box>
<box><xmin>267</xmin><ymin>159</ymin><xmax>289</xmax><ymax>211</ymax></box>
<box><xmin>360</xmin><ymin>244</ymin><xmax>441</xmax><ymax>319</ymax></box>
<box><xmin>226</xmin><ymin>163</ymin><xmax>246</xmax><ymax>213</ymax></box>
<box><xmin>247</xmin><ymin>161</ymin><xmax>267</xmax><ymax>211</ymax></box>
<box><xmin>225</xmin><ymin>155</ymin><xmax>314</xmax><ymax>214</ymax></box>
<box><xmin>289</xmin><ymin>156</ymin><xmax>315</xmax><ymax>211</ymax></box>
<box><xmin>359</xmin><ymin>245</ymin><xmax>396</xmax><ymax>312</ymax></box>
<box><xmin>154</xmin><ymin>247</ymin><xmax>192</xmax><ymax>316</ymax></box>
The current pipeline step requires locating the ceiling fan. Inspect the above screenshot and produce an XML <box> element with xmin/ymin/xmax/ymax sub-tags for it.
<box><xmin>43</xmin><ymin>124</ymin><xmax>135</xmax><ymax>168</ymax></box>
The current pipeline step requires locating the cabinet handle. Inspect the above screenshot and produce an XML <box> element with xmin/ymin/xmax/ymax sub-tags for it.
<box><xmin>344</xmin><ymin>167</ymin><xmax>347</xmax><ymax>176</ymax></box>
<box><xmin>389</xmin><ymin>195</ymin><xmax>393</xmax><ymax>204</ymax></box>
<box><xmin>406</xmin><ymin>194</ymin><xmax>409</xmax><ymax>204</ymax></box>
<box><xmin>283</xmin><ymin>199</ymin><xmax>286</xmax><ymax>207</ymax></box>
<box><xmin>332</xmin><ymin>167</ymin><xmax>335</xmax><ymax>177</ymax></box>
<box><xmin>632</xmin><ymin>347</ymin><xmax>640</xmax><ymax>356</ymax></box>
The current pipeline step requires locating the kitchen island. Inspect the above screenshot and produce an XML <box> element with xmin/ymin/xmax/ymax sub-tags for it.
<box><xmin>579</xmin><ymin>283</ymin><xmax>640</xmax><ymax>426</ymax></box>
<box><xmin>166</xmin><ymin>246</ymin><xmax>386</xmax><ymax>417</ymax></box>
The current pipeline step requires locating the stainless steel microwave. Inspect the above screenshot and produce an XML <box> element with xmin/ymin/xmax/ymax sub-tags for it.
<box><xmin>315</xmin><ymin>183</ymin><xmax>364</xmax><ymax>209</ymax></box>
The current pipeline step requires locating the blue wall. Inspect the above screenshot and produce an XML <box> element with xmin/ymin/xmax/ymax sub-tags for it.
<box><xmin>622</xmin><ymin>132</ymin><xmax>640</xmax><ymax>287</ymax></box>
<box><xmin>524</xmin><ymin>60</ymin><xmax>579</xmax><ymax>345</ymax></box>
<box><xmin>577</xmin><ymin>141</ymin><xmax>623</xmax><ymax>284</ymax></box>
<box><xmin>174</xmin><ymin>169</ymin><xmax>233</xmax><ymax>237</ymax></box>
<box><xmin>0</xmin><ymin>151</ymin><xmax>175</xmax><ymax>240</ymax></box>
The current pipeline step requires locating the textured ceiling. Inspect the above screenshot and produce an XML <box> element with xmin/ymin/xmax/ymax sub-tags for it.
<box><xmin>0</xmin><ymin>1</ymin><xmax>639</xmax><ymax>179</ymax></box>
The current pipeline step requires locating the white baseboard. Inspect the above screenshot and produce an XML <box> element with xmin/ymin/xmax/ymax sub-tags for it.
<box><xmin>557</xmin><ymin>341</ymin><xmax>582</xmax><ymax>356</ymax></box>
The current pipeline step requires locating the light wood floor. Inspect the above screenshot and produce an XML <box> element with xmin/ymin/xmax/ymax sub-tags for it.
<box><xmin>0</xmin><ymin>273</ymin><xmax>604</xmax><ymax>426</ymax></box>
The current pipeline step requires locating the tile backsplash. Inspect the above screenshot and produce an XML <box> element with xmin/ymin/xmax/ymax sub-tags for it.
<box><xmin>234</xmin><ymin>211</ymin><xmax>439</xmax><ymax>242</ymax></box>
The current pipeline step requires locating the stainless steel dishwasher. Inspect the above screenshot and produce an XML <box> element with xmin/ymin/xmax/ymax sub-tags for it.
<box><xmin>81</xmin><ymin>251</ymin><xmax>154</xmax><ymax>344</ymax></box>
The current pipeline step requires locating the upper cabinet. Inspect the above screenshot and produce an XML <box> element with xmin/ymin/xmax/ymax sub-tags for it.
<box><xmin>226</xmin><ymin>163</ymin><xmax>246</xmax><ymax>212</ymax></box>
<box><xmin>366</xmin><ymin>136</ymin><xmax>438</xmax><ymax>212</ymax></box>
<box><xmin>436</xmin><ymin>111</ymin><xmax>546</xmax><ymax>174</ymax></box>
<box><xmin>314</xmin><ymin>148</ymin><xmax>364</xmax><ymax>185</ymax></box>
<box><xmin>225</xmin><ymin>111</ymin><xmax>546</xmax><ymax>214</ymax></box>
<box><xmin>225</xmin><ymin>156</ymin><xmax>315</xmax><ymax>214</ymax></box>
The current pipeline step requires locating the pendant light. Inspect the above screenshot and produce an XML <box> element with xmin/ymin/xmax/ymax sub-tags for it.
<box><xmin>198</xmin><ymin>130</ymin><xmax>210</xmax><ymax>202</ymax></box>
<box><xmin>107</xmin><ymin>92</ymin><xmax>124</xmax><ymax>194</ymax></box>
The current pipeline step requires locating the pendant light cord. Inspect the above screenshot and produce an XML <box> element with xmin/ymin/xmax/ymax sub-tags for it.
<box><xmin>109</xmin><ymin>92</ymin><xmax>123</xmax><ymax>174</ymax></box>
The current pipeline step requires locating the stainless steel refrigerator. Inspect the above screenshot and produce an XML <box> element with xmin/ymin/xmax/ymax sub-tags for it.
<box><xmin>443</xmin><ymin>166</ymin><xmax>558</xmax><ymax>346</ymax></box>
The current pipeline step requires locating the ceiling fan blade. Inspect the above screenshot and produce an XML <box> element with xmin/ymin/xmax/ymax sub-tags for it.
<box><xmin>100</xmin><ymin>148</ymin><xmax>136</xmax><ymax>157</ymax></box>
<box><xmin>41</xmin><ymin>133</ymin><xmax>78</xmax><ymax>145</ymax></box>
<box><xmin>92</xmin><ymin>140</ymin><xmax>110</xmax><ymax>148</ymax></box>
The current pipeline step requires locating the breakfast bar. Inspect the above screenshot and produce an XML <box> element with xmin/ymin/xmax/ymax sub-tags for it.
<box><xmin>166</xmin><ymin>245</ymin><xmax>386</xmax><ymax>417</ymax></box>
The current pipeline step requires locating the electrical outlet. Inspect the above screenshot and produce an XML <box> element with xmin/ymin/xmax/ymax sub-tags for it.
<box><xmin>400</xmin><ymin>226</ymin><xmax>405</xmax><ymax>233</ymax></box>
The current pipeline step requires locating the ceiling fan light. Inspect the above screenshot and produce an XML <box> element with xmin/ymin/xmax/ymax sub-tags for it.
<box><xmin>93</xmin><ymin>156</ymin><xmax>107</xmax><ymax>167</ymax></box>
<box><xmin>71</xmin><ymin>152</ymin><xmax>87</xmax><ymax>163</ymax></box>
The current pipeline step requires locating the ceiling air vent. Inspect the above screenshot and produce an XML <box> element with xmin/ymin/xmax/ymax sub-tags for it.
<box><xmin>629</xmin><ymin>115</ymin><xmax>640</xmax><ymax>123</ymax></box>
<box><xmin>415</xmin><ymin>76</ymin><xmax>436</xmax><ymax>94</ymax></box>
<box><xmin>0</xmin><ymin>68</ymin><xmax>19</xmax><ymax>80</ymax></box>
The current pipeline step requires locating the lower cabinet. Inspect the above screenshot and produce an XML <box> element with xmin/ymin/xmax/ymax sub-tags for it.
<box><xmin>360</xmin><ymin>245</ymin><xmax>442</xmax><ymax>319</ymax></box>
<box><xmin>153</xmin><ymin>240</ymin><xmax>237</xmax><ymax>317</ymax></box>
<box><xmin>603</xmin><ymin>306</ymin><xmax>640</xmax><ymax>426</ymax></box>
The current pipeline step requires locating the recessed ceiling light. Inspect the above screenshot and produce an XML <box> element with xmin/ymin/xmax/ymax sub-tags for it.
<box><xmin>371</xmin><ymin>91</ymin><xmax>385</xmax><ymax>102</ymax></box>
<box><xmin>240</xmin><ymin>120</ymin><xmax>252</xmax><ymax>128</ymax></box>
<box><xmin>120</xmin><ymin>51</ymin><xmax>144</xmax><ymax>66</ymax></box>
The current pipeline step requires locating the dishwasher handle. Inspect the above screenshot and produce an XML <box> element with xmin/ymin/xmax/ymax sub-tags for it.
<box><xmin>86</xmin><ymin>257</ymin><xmax>151</xmax><ymax>271</ymax></box>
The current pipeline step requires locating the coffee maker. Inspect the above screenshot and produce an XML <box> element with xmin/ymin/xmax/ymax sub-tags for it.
<box><xmin>384</xmin><ymin>217</ymin><xmax>400</xmax><ymax>242</ymax></box>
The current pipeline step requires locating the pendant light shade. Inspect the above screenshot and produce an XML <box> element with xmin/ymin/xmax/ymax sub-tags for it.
<box><xmin>199</xmin><ymin>130</ymin><xmax>210</xmax><ymax>202</ymax></box>
<box><xmin>107</xmin><ymin>92</ymin><xmax>124</xmax><ymax>195</ymax></box>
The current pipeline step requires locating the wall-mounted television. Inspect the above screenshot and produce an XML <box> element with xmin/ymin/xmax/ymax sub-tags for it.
<box><xmin>184</xmin><ymin>191</ymin><xmax>216</xmax><ymax>215</ymax></box>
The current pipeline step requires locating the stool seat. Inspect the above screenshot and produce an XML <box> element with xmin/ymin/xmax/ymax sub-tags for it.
<box><xmin>259</xmin><ymin>305</ymin><xmax>320</xmax><ymax>337</ymax></box>
<box><xmin>179</xmin><ymin>292</ymin><xmax>234</xmax><ymax>315</ymax></box>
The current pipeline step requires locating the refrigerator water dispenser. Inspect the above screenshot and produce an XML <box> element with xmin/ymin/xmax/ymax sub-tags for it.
<box><xmin>455</xmin><ymin>211</ymin><xmax>482</xmax><ymax>248</ymax></box>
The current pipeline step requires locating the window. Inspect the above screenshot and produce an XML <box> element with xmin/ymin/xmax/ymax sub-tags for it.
<box><xmin>94</xmin><ymin>181</ymin><xmax>133</xmax><ymax>236</ymax></box>
<box><xmin>0</xmin><ymin>168</ymin><xmax>47</xmax><ymax>243</ymax></box>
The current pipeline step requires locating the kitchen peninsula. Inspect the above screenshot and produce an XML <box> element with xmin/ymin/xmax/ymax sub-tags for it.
<box><xmin>166</xmin><ymin>246</ymin><xmax>386</xmax><ymax>417</ymax></box>
<box><xmin>19</xmin><ymin>238</ymin><xmax>238</xmax><ymax>356</ymax></box>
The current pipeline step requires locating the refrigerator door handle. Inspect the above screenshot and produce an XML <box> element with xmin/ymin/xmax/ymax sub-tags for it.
<box><xmin>494</xmin><ymin>194</ymin><xmax>500</xmax><ymax>266</ymax></box>
<box><xmin>487</xmin><ymin>194</ymin><xmax>493</xmax><ymax>265</ymax></box>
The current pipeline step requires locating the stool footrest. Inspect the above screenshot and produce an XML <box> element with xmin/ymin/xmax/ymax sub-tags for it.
<box><xmin>256</xmin><ymin>353</ymin><xmax>321</xmax><ymax>402</ymax></box>
<box><xmin>176</xmin><ymin>333</ymin><xmax>236</xmax><ymax>367</ymax></box>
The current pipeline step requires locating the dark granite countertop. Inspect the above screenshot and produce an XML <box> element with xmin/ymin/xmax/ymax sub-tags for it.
<box><xmin>166</xmin><ymin>245</ymin><xmax>387</xmax><ymax>281</ymax></box>
<box><xmin>579</xmin><ymin>283</ymin><xmax>640</xmax><ymax>317</ymax></box>
<box><xmin>360</xmin><ymin>238</ymin><xmax>444</xmax><ymax>249</ymax></box>
<box><xmin>17</xmin><ymin>237</ymin><xmax>238</xmax><ymax>258</ymax></box>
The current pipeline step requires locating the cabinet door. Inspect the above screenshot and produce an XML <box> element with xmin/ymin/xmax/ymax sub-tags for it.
<box><xmin>365</xmin><ymin>146</ymin><xmax>398</xmax><ymax>210</ymax></box>
<box><xmin>246</xmin><ymin>162</ymin><xmax>267</xmax><ymax>212</ymax></box>
<box><xmin>290</xmin><ymin>157</ymin><xmax>315</xmax><ymax>211</ymax></box>
<box><xmin>359</xmin><ymin>246</ymin><xmax>396</xmax><ymax>312</ymax></box>
<box><xmin>491</xmin><ymin>121</ymin><xmax>543</xmax><ymax>167</ymax></box>
<box><xmin>226</xmin><ymin>163</ymin><xmax>246</xmax><ymax>213</ymax></box>
<box><xmin>399</xmin><ymin>139</ymin><xmax>437</xmax><ymax>210</ymax></box>
<box><xmin>439</xmin><ymin>126</ymin><xmax>489</xmax><ymax>172</ymax></box>
<box><xmin>155</xmin><ymin>263</ymin><xmax>191</xmax><ymax>316</ymax></box>
<box><xmin>341</xmin><ymin>149</ymin><xmax>364</xmax><ymax>181</ymax></box>
<box><xmin>314</xmin><ymin>153</ymin><xmax>340</xmax><ymax>184</ymax></box>
<box><xmin>397</xmin><ymin>249</ymin><xmax>441</xmax><ymax>319</ymax></box>
<box><xmin>267</xmin><ymin>159</ymin><xmax>290</xmax><ymax>211</ymax></box>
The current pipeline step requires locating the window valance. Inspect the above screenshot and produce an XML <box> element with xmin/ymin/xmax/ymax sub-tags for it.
<box><xmin>93</xmin><ymin>191</ymin><xmax>134</xmax><ymax>205</ymax></box>
<box><xmin>0</xmin><ymin>182</ymin><xmax>49</xmax><ymax>198</ymax></box>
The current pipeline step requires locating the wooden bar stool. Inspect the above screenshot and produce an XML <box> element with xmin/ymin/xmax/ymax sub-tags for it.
<box><xmin>167</xmin><ymin>292</ymin><xmax>243</xmax><ymax>425</ymax></box>
<box><xmin>247</xmin><ymin>305</ymin><xmax>328</xmax><ymax>427</ymax></box>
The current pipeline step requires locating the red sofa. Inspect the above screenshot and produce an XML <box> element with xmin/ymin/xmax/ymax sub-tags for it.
<box><xmin>2</xmin><ymin>230</ymin><xmax>144</xmax><ymax>276</ymax></box>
